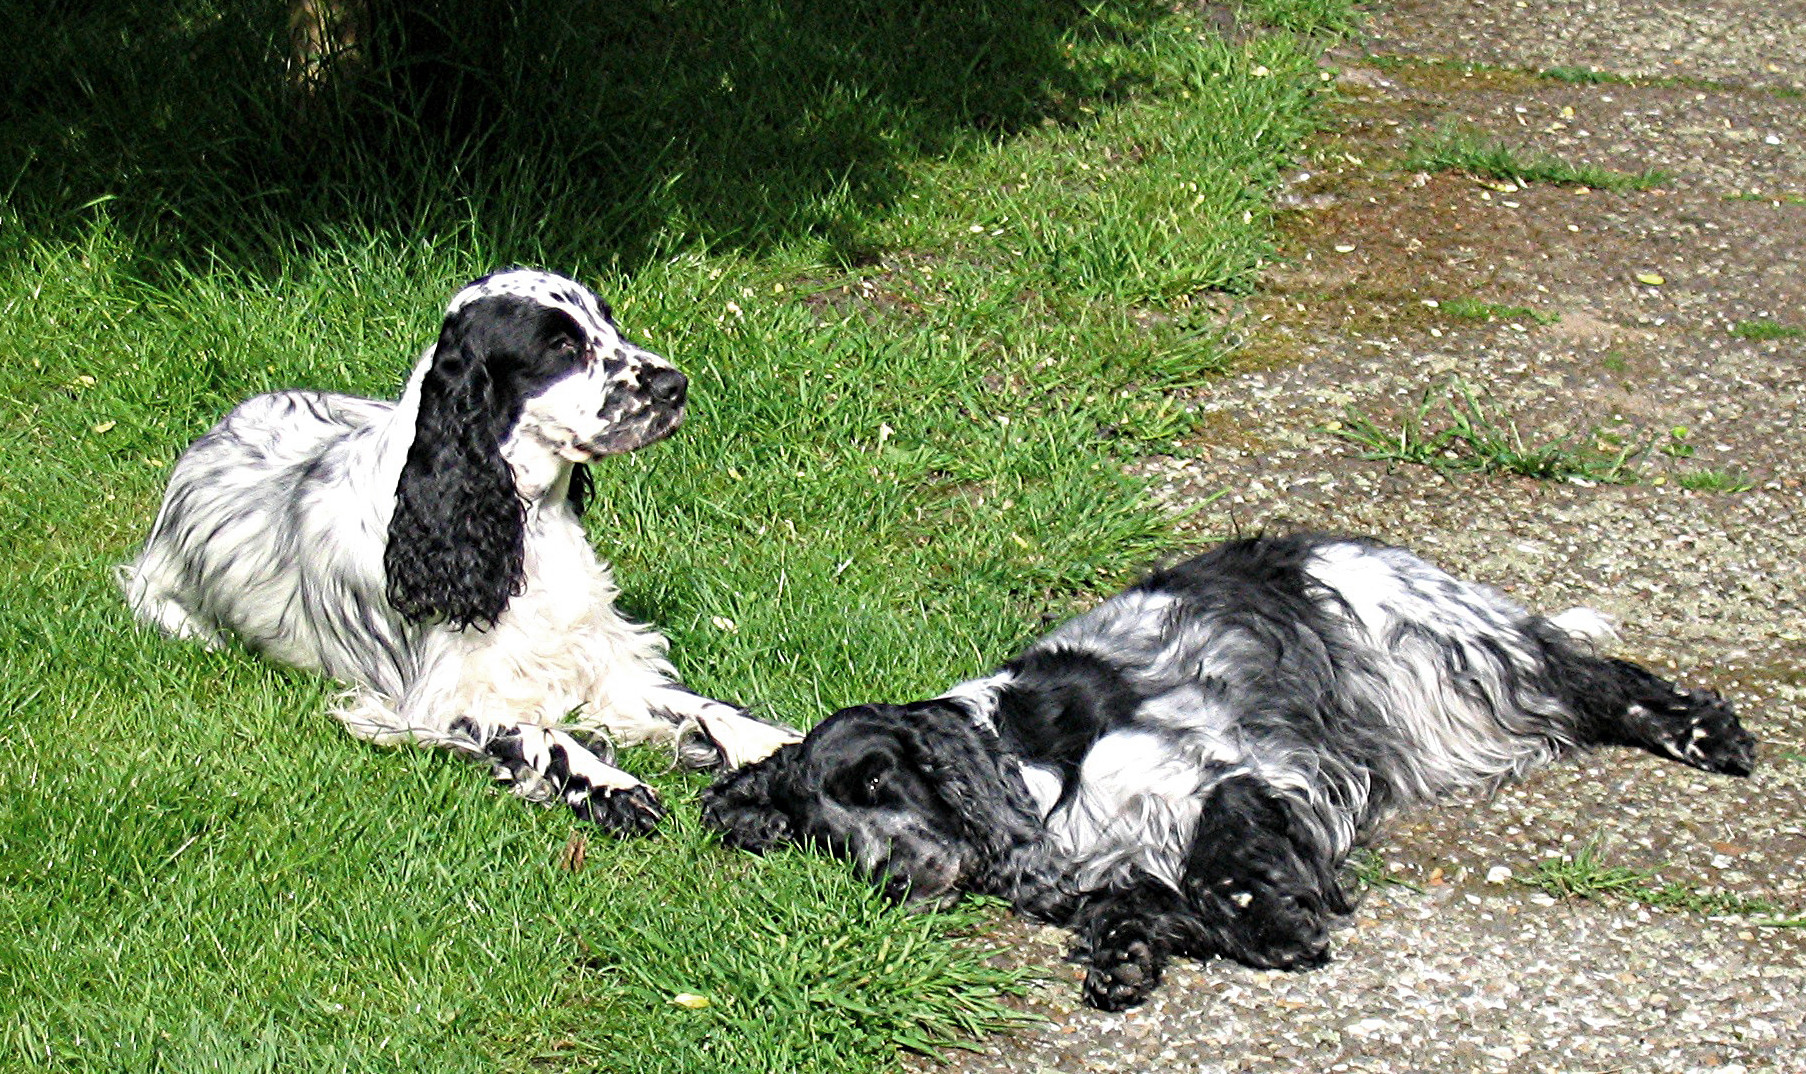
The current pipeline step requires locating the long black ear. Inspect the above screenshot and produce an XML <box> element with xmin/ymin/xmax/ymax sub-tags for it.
<box><xmin>566</xmin><ymin>462</ymin><xmax>593</xmax><ymax>516</ymax></box>
<box><xmin>896</xmin><ymin>703</ymin><xmax>1042</xmax><ymax>838</ymax></box>
<box><xmin>700</xmin><ymin>744</ymin><xmax>804</xmax><ymax>853</ymax></box>
<box><xmin>385</xmin><ymin>309</ymin><xmax>526</xmax><ymax>629</ymax></box>
<box><xmin>899</xmin><ymin>703</ymin><xmax>1073</xmax><ymax>920</ymax></box>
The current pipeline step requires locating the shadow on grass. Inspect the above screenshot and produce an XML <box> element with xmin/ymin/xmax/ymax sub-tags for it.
<box><xmin>0</xmin><ymin>0</ymin><xmax>1166</xmax><ymax>275</ymax></box>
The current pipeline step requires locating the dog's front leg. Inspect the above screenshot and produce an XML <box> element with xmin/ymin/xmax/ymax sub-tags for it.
<box><xmin>646</xmin><ymin>684</ymin><xmax>802</xmax><ymax>770</ymax></box>
<box><xmin>1178</xmin><ymin>773</ymin><xmax>1343</xmax><ymax>971</ymax></box>
<box><xmin>334</xmin><ymin>688</ymin><xmax>666</xmax><ymax>836</ymax></box>
<box><xmin>1069</xmin><ymin>874</ymin><xmax>1190</xmax><ymax>1011</ymax></box>
<box><xmin>449</xmin><ymin>717</ymin><xmax>666</xmax><ymax>836</ymax></box>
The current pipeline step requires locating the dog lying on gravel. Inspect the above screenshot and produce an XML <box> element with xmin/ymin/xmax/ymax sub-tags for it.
<box><xmin>702</xmin><ymin>532</ymin><xmax>1757</xmax><ymax>1009</ymax></box>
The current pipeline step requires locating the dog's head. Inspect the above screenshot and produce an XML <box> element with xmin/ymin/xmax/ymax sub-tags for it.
<box><xmin>702</xmin><ymin>702</ymin><xmax>1068</xmax><ymax>913</ymax></box>
<box><xmin>439</xmin><ymin>268</ymin><xmax>687</xmax><ymax>461</ymax></box>
<box><xmin>384</xmin><ymin>269</ymin><xmax>687</xmax><ymax>629</ymax></box>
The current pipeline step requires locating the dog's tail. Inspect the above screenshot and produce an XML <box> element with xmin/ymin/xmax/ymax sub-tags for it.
<box><xmin>1545</xmin><ymin>606</ymin><xmax>1619</xmax><ymax>647</ymax></box>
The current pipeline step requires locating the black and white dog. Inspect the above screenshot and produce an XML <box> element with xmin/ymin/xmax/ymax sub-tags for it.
<box><xmin>122</xmin><ymin>269</ymin><xmax>797</xmax><ymax>834</ymax></box>
<box><xmin>703</xmin><ymin>533</ymin><xmax>1756</xmax><ymax>1008</ymax></box>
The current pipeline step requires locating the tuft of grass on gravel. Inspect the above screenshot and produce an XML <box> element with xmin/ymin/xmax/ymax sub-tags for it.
<box><xmin>1730</xmin><ymin>318</ymin><xmax>1804</xmax><ymax>341</ymax></box>
<box><xmin>1521</xmin><ymin>844</ymin><xmax>1800</xmax><ymax>924</ymax></box>
<box><xmin>1676</xmin><ymin>469</ymin><xmax>1756</xmax><ymax>493</ymax></box>
<box><xmin>1538</xmin><ymin>65</ymin><xmax>1626</xmax><ymax>85</ymax></box>
<box><xmin>1437</xmin><ymin>296</ymin><xmax>1559</xmax><ymax>325</ymax></box>
<box><xmin>1238</xmin><ymin>0</ymin><xmax>1361</xmax><ymax>35</ymax></box>
<box><xmin>1403</xmin><ymin>124</ymin><xmax>1669</xmax><ymax>192</ymax></box>
<box><xmin>1725</xmin><ymin>192</ymin><xmax>1806</xmax><ymax>206</ymax></box>
<box><xmin>0</xmin><ymin>2</ymin><xmax>1343</xmax><ymax>1070</ymax></box>
<box><xmin>1345</xmin><ymin>849</ymin><xmax>1424</xmax><ymax>894</ymax></box>
<box><xmin>1329</xmin><ymin>379</ymin><xmax>1647</xmax><ymax>484</ymax></box>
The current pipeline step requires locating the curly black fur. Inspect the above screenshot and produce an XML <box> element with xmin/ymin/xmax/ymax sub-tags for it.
<box><xmin>385</xmin><ymin>297</ymin><xmax>586</xmax><ymax>629</ymax></box>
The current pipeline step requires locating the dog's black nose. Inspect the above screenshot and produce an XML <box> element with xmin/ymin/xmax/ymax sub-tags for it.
<box><xmin>645</xmin><ymin>367</ymin><xmax>687</xmax><ymax>406</ymax></box>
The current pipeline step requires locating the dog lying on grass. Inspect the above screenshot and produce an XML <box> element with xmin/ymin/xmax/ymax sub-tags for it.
<box><xmin>122</xmin><ymin>269</ymin><xmax>797</xmax><ymax>835</ymax></box>
<box><xmin>702</xmin><ymin>532</ymin><xmax>1756</xmax><ymax>1009</ymax></box>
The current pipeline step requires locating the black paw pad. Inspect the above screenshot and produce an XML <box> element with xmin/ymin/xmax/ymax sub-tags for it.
<box><xmin>1083</xmin><ymin>929</ymin><xmax>1162</xmax><ymax>1011</ymax></box>
<box><xmin>571</xmin><ymin>784</ymin><xmax>666</xmax><ymax>838</ymax></box>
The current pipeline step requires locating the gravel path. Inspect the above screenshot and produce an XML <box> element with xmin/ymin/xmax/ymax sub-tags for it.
<box><xmin>928</xmin><ymin>1</ymin><xmax>1806</xmax><ymax>1070</ymax></box>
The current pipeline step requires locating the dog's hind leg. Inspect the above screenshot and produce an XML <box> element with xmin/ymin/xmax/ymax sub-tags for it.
<box><xmin>1533</xmin><ymin>622</ymin><xmax>1757</xmax><ymax>777</ymax></box>
<box><xmin>116</xmin><ymin>557</ymin><xmax>226</xmax><ymax>648</ymax></box>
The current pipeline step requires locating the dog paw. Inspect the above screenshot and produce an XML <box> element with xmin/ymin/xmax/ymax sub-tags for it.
<box><xmin>675</xmin><ymin>723</ymin><xmax>727</xmax><ymax>770</ymax></box>
<box><xmin>1237</xmin><ymin>891</ymin><xmax>1332</xmax><ymax>971</ymax></box>
<box><xmin>570</xmin><ymin>784</ymin><xmax>666</xmax><ymax>838</ymax></box>
<box><xmin>684</xmin><ymin>710</ymin><xmax>803</xmax><ymax>771</ymax></box>
<box><xmin>1678</xmin><ymin>692</ymin><xmax>1756</xmax><ymax>777</ymax></box>
<box><xmin>1082</xmin><ymin>922</ymin><xmax>1163</xmax><ymax>1011</ymax></box>
<box><xmin>1644</xmin><ymin>691</ymin><xmax>1756</xmax><ymax>777</ymax></box>
<box><xmin>1205</xmin><ymin>878</ymin><xmax>1333</xmax><ymax>972</ymax></box>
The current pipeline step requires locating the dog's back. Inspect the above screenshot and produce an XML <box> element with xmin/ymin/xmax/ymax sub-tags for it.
<box><xmin>994</xmin><ymin>534</ymin><xmax>1693</xmax><ymax>887</ymax></box>
<box><xmin>120</xmin><ymin>388</ymin><xmax>406</xmax><ymax>689</ymax></box>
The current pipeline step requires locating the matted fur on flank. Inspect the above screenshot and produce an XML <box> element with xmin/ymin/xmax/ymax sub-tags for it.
<box><xmin>704</xmin><ymin>533</ymin><xmax>1756</xmax><ymax>1008</ymax></box>
<box><xmin>122</xmin><ymin>269</ymin><xmax>797</xmax><ymax>834</ymax></box>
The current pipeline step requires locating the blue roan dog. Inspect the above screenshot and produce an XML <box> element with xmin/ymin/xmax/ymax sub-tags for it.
<box><xmin>703</xmin><ymin>533</ymin><xmax>1757</xmax><ymax>1009</ymax></box>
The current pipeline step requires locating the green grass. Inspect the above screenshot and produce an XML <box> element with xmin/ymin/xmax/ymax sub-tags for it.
<box><xmin>1676</xmin><ymin>469</ymin><xmax>1756</xmax><ymax>493</ymax></box>
<box><xmin>1725</xmin><ymin>192</ymin><xmax>1806</xmax><ymax>205</ymax></box>
<box><xmin>1345</xmin><ymin>849</ymin><xmax>1424</xmax><ymax>894</ymax></box>
<box><xmin>1437</xmin><ymin>296</ymin><xmax>1559</xmax><ymax>325</ymax></box>
<box><xmin>1329</xmin><ymin>380</ymin><xmax>1646</xmax><ymax>483</ymax></box>
<box><xmin>1538</xmin><ymin>65</ymin><xmax>1626</xmax><ymax>85</ymax></box>
<box><xmin>1658</xmin><ymin>427</ymin><xmax>1696</xmax><ymax>458</ymax></box>
<box><xmin>1238</xmin><ymin>0</ymin><xmax>1361</xmax><ymax>35</ymax></box>
<box><xmin>1730</xmin><ymin>319</ymin><xmax>1805</xmax><ymax>341</ymax></box>
<box><xmin>1403</xmin><ymin>124</ymin><xmax>1669</xmax><ymax>192</ymax></box>
<box><xmin>0</xmin><ymin>2</ymin><xmax>1341</xmax><ymax>1070</ymax></box>
<box><xmin>0</xmin><ymin>0</ymin><xmax>1202</xmax><ymax>268</ymax></box>
<box><xmin>1521</xmin><ymin>845</ymin><xmax>1802</xmax><ymax>924</ymax></box>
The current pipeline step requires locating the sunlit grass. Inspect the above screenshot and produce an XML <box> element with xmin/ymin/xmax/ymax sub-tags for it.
<box><xmin>0</xmin><ymin>2</ymin><xmax>1344</xmax><ymax>1070</ymax></box>
<box><xmin>1404</xmin><ymin>124</ymin><xmax>1669</xmax><ymax>192</ymax></box>
<box><xmin>1328</xmin><ymin>379</ymin><xmax>1647</xmax><ymax>484</ymax></box>
<box><xmin>1521</xmin><ymin>842</ymin><xmax>1799</xmax><ymax>924</ymax></box>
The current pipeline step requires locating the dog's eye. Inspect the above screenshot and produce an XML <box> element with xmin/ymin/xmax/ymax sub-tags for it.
<box><xmin>550</xmin><ymin>336</ymin><xmax>580</xmax><ymax>357</ymax></box>
<box><xmin>833</xmin><ymin>755</ymin><xmax>894</xmax><ymax>807</ymax></box>
<box><xmin>848</xmin><ymin>774</ymin><xmax>886</xmax><ymax>809</ymax></box>
<box><xmin>845</xmin><ymin>770</ymin><xmax>885</xmax><ymax>807</ymax></box>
